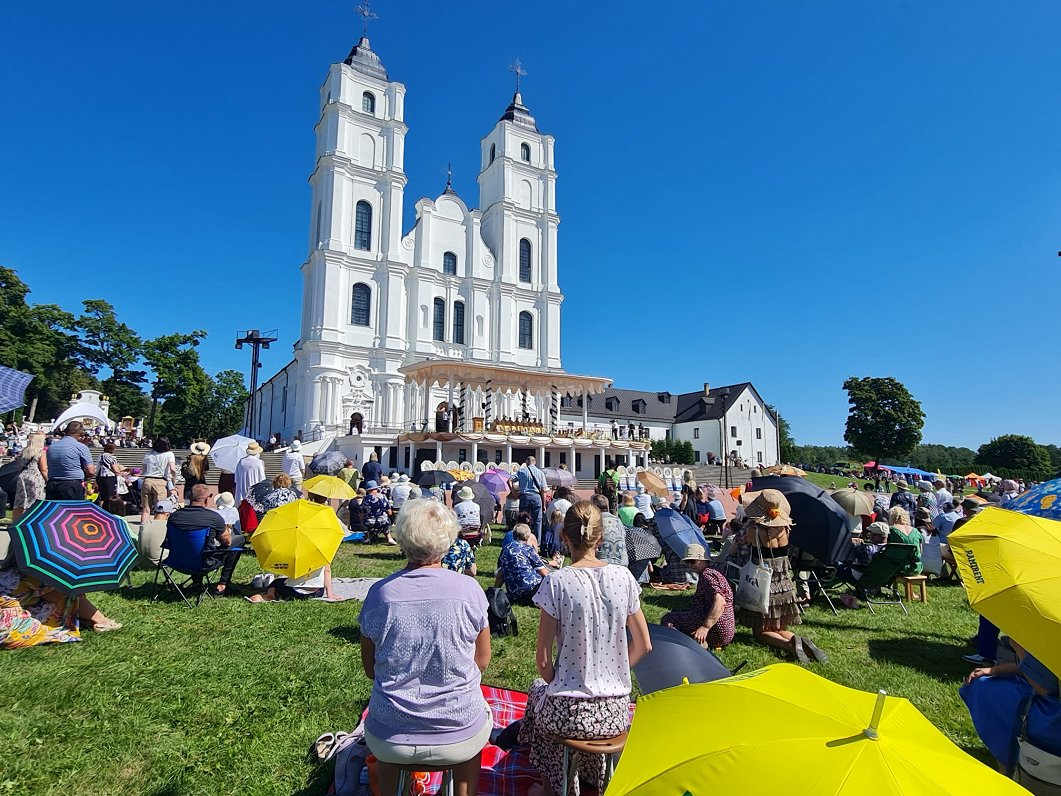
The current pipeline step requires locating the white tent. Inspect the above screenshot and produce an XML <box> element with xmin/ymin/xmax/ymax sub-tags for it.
<box><xmin>52</xmin><ymin>401</ymin><xmax>114</xmax><ymax>430</ymax></box>
<box><xmin>980</xmin><ymin>472</ymin><xmax>1002</xmax><ymax>482</ymax></box>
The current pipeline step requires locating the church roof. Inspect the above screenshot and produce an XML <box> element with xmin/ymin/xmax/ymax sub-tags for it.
<box><xmin>559</xmin><ymin>383</ymin><xmax>757</xmax><ymax>424</ymax></box>
<box><xmin>499</xmin><ymin>92</ymin><xmax>538</xmax><ymax>131</ymax></box>
<box><xmin>344</xmin><ymin>36</ymin><xmax>388</xmax><ymax>80</ymax></box>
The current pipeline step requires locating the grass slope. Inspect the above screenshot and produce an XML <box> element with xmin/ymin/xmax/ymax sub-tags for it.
<box><xmin>0</xmin><ymin>540</ymin><xmax>986</xmax><ymax>795</ymax></box>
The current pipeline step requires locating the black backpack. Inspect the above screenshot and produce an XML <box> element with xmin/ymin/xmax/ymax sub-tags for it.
<box><xmin>599</xmin><ymin>471</ymin><xmax>617</xmax><ymax>497</ymax></box>
<box><xmin>485</xmin><ymin>587</ymin><xmax>518</xmax><ymax>637</ymax></box>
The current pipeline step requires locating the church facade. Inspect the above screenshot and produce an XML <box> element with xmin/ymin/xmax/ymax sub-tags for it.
<box><xmin>252</xmin><ymin>34</ymin><xmax>775</xmax><ymax>476</ymax></box>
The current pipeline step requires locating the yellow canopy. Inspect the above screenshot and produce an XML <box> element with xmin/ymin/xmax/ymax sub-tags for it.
<box><xmin>303</xmin><ymin>475</ymin><xmax>357</xmax><ymax>500</ymax></box>
<box><xmin>608</xmin><ymin>664</ymin><xmax>1025</xmax><ymax>796</ymax></box>
<box><xmin>949</xmin><ymin>507</ymin><xmax>1061</xmax><ymax>678</ymax></box>
<box><xmin>251</xmin><ymin>499</ymin><xmax>346</xmax><ymax>579</ymax></box>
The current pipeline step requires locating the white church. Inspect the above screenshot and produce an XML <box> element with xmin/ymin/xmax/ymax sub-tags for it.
<box><xmin>252</xmin><ymin>32</ymin><xmax>778</xmax><ymax>476</ymax></box>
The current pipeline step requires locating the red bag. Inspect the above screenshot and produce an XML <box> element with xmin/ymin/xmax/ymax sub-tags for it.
<box><xmin>238</xmin><ymin>500</ymin><xmax>259</xmax><ymax>535</ymax></box>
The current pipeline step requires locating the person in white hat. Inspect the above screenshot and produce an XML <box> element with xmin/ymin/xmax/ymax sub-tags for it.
<box><xmin>234</xmin><ymin>441</ymin><xmax>265</xmax><ymax>504</ymax></box>
<box><xmin>212</xmin><ymin>491</ymin><xmax>241</xmax><ymax>533</ymax></box>
<box><xmin>390</xmin><ymin>473</ymin><xmax>412</xmax><ymax>513</ymax></box>
<box><xmin>661</xmin><ymin>543</ymin><xmax>735</xmax><ymax>650</ymax></box>
<box><xmin>183</xmin><ymin>442</ymin><xmax>212</xmax><ymax>504</ymax></box>
<box><xmin>453</xmin><ymin>485</ymin><xmax>482</xmax><ymax>542</ymax></box>
<box><xmin>282</xmin><ymin>440</ymin><xmax>306</xmax><ymax>491</ymax></box>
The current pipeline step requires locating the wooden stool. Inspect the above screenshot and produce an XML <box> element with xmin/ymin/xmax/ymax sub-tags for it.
<box><xmin>559</xmin><ymin>731</ymin><xmax>629</xmax><ymax>796</ymax></box>
<box><xmin>897</xmin><ymin>575</ymin><xmax>929</xmax><ymax>603</ymax></box>
<box><xmin>395</xmin><ymin>762</ymin><xmax>454</xmax><ymax>796</ymax></box>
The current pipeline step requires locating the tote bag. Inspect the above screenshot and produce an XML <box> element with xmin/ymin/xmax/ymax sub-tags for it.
<box><xmin>734</xmin><ymin>534</ymin><xmax>772</xmax><ymax>615</ymax></box>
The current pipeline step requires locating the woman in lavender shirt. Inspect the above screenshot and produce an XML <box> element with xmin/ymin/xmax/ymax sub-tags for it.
<box><xmin>359</xmin><ymin>499</ymin><xmax>492</xmax><ymax>796</ymax></box>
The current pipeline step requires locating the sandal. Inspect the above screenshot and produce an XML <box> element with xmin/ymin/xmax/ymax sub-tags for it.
<box><xmin>93</xmin><ymin>620</ymin><xmax>123</xmax><ymax>632</ymax></box>
<box><xmin>312</xmin><ymin>733</ymin><xmax>335</xmax><ymax>761</ymax></box>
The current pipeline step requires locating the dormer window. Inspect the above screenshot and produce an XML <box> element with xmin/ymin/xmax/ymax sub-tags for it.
<box><xmin>520</xmin><ymin>142</ymin><xmax>531</xmax><ymax>162</ymax></box>
<box><xmin>632</xmin><ymin>399</ymin><xmax>646</xmax><ymax>414</ymax></box>
<box><xmin>605</xmin><ymin>397</ymin><xmax>619</xmax><ymax>412</ymax></box>
<box><xmin>362</xmin><ymin>91</ymin><xmax>376</xmax><ymax>114</ymax></box>
<box><xmin>657</xmin><ymin>392</ymin><xmax>672</xmax><ymax>404</ymax></box>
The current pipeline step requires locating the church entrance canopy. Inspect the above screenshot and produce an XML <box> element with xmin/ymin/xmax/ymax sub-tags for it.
<box><xmin>398</xmin><ymin>360</ymin><xmax>612</xmax><ymax>398</ymax></box>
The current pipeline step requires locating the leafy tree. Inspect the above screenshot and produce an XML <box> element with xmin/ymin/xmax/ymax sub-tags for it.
<box><xmin>0</xmin><ymin>266</ymin><xmax>93</xmax><ymax>422</ymax></box>
<box><xmin>789</xmin><ymin>445</ymin><xmax>856</xmax><ymax>467</ymax></box>
<box><xmin>76</xmin><ymin>299</ymin><xmax>148</xmax><ymax>419</ymax></box>
<box><xmin>142</xmin><ymin>331</ymin><xmax>210</xmax><ymax>441</ymax></box>
<box><xmin>651</xmin><ymin>437</ymin><xmax>672</xmax><ymax>462</ymax></box>
<box><xmin>842</xmin><ymin>377</ymin><xmax>924</xmax><ymax>462</ymax></box>
<box><xmin>675</xmin><ymin>441</ymin><xmax>695</xmax><ymax>465</ymax></box>
<box><xmin>1044</xmin><ymin>444</ymin><xmax>1061</xmax><ymax>477</ymax></box>
<box><xmin>766</xmin><ymin>404</ymin><xmax>795</xmax><ymax>463</ymax></box>
<box><xmin>908</xmin><ymin>444</ymin><xmax>976</xmax><ymax>475</ymax></box>
<box><xmin>976</xmin><ymin>435</ymin><xmax>1052</xmax><ymax>480</ymax></box>
<box><xmin>200</xmin><ymin>370</ymin><xmax>247</xmax><ymax>441</ymax></box>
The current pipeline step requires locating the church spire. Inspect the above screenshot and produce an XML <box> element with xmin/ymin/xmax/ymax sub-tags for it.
<box><xmin>500</xmin><ymin>58</ymin><xmax>537</xmax><ymax>130</ymax></box>
<box><xmin>443</xmin><ymin>162</ymin><xmax>456</xmax><ymax>195</ymax></box>
<box><xmin>344</xmin><ymin>2</ymin><xmax>388</xmax><ymax>79</ymax></box>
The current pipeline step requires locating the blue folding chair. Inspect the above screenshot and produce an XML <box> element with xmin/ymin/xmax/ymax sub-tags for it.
<box><xmin>152</xmin><ymin>527</ymin><xmax>241</xmax><ymax>608</ymax></box>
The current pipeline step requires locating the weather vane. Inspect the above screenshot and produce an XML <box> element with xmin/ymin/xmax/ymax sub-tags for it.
<box><xmin>446</xmin><ymin>162</ymin><xmax>453</xmax><ymax>190</ymax></box>
<box><xmin>508</xmin><ymin>58</ymin><xmax>527</xmax><ymax>93</ymax></box>
<box><xmin>357</xmin><ymin>2</ymin><xmax>378</xmax><ymax>36</ymax></box>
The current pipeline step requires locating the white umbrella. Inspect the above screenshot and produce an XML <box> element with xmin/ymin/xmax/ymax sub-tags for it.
<box><xmin>210</xmin><ymin>434</ymin><xmax>255</xmax><ymax>472</ymax></box>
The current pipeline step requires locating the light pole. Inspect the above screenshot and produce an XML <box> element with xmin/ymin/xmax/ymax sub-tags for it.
<box><xmin>236</xmin><ymin>329</ymin><xmax>278</xmax><ymax>441</ymax></box>
<box><xmin>717</xmin><ymin>387</ymin><xmax>731</xmax><ymax>488</ymax></box>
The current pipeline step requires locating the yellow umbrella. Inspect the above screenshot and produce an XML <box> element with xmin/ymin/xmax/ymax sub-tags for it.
<box><xmin>303</xmin><ymin>475</ymin><xmax>357</xmax><ymax>500</ymax></box>
<box><xmin>764</xmin><ymin>464</ymin><xmax>807</xmax><ymax>477</ymax></box>
<box><xmin>948</xmin><ymin>506</ymin><xmax>1061</xmax><ymax>678</ymax></box>
<box><xmin>637</xmin><ymin>470</ymin><xmax>671</xmax><ymax>498</ymax></box>
<box><xmin>251</xmin><ymin>499</ymin><xmax>346</xmax><ymax>579</ymax></box>
<box><xmin>608</xmin><ymin>664</ymin><xmax>1025</xmax><ymax>796</ymax></box>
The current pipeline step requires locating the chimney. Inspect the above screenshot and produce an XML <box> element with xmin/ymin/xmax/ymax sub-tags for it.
<box><xmin>703</xmin><ymin>382</ymin><xmax>711</xmax><ymax>398</ymax></box>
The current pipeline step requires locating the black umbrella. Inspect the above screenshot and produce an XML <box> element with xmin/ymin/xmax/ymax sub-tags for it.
<box><xmin>749</xmin><ymin>475</ymin><xmax>852</xmax><ymax>565</ymax></box>
<box><xmin>631</xmin><ymin>623</ymin><xmax>732</xmax><ymax>696</ymax></box>
<box><xmin>418</xmin><ymin>470</ymin><xmax>456</xmax><ymax>487</ymax></box>
<box><xmin>309</xmin><ymin>450</ymin><xmax>346</xmax><ymax>476</ymax></box>
<box><xmin>461</xmin><ymin>480</ymin><xmax>498</xmax><ymax>524</ymax></box>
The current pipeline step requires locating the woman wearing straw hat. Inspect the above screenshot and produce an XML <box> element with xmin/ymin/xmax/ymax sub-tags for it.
<box><xmin>661</xmin><ymin>543</ymin><xmax>735</xmax><ymax>650</ymax></box>
<box><xmin>182</xmin><ymin>442</ymin><xmax>211</xmax><ymax>503</ymax></box>
<box><xmin>740</xmin><ymin>489</ymin><xmax>828</xmax><ymax>664</ymax></box>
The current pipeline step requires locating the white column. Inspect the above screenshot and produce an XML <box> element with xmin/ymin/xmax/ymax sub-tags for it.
<box><xmin>435</xmin><ymin>441</ymin><xmax>443</xmax><ymax>461</ymax></box>
<box><xmin>471</xmin><ymin>440</ymin><xmax>478</xmax><ymax>464</ymax></box>
<box><xmin>538</xmin><ymin>444</ymin><xmax>546</xmax><ymax>465</ymax></box>
<box><xmin>505</xmin><ymin>441</ymin><xmax>513</xmax><ymax>464</ymax></box>
<box><xmin>409</xmin><ymin>440</ymin><xmax>416</xmax><ymax>471</ymax></box>
<box><xmin>598</xmin><ymin>448</ymin><xmax>606</xmax><ymax>475</ymax></box>
<box><xmin>582</xmin><ymin>396</ymin><xmax>588</xmax><ymax>430</ymax></box>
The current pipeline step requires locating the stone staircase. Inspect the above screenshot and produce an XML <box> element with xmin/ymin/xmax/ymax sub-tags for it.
<box><xmin>110</xmin><ymin>448</ymin><xmax>289</xmax><ymax>485</ymax></box>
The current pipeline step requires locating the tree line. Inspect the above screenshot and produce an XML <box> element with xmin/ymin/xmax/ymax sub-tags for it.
<box><xmin>1</xmin><ymin>266</ymin><xmax>247</xmax><ymax>445</ymax></box>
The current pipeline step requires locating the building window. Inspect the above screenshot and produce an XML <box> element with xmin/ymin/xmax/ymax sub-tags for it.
<box><xmin>518</xmin><ymin>311</ymin><xmax>533</xmax><ymax>349</ymax></box>
<box><xmin>495</xmin><ymin>450</ymin><xmax>502</xmax><ymax>464</ymax></box>
<box><xmin>433</xmin><ymin>298</ymin><xmax>445</xmax><ymax>341</ymax></box>
<box><xmin>354</xmin><ymin>201</ymin><xmax>372</xmax><ymax>251</ymax></box>
<box><xmin>350</xmin><ymin>283</ymin><xmax>371</xmax><ymax>326</ymax></box>
<box><xmin>756</xmin><ymin>428</ymin><xmax>762</xmax><ymax>440</ymax></box>
<box><xmin>730</xmin><ymin>426</ymin><xmax>737</xmax><ymax>438</ymax></box>
<box><xmin>453</xmin><ymin>300</ymin><xmax>465</xmax><ymax>344</ymax></box>
<box><xmin>519</xmin><ymin>238</ymin><xmax>532</xmax><ymax>282</ymax></box>
<box><xmin>693</xmin><ymin>428</ymin><xmax>700</xmax><ymax>439</ymax></box>
<box><xmin>362</xmin><ymin>92</ymin><xmax>375</xmax><ymax>114</ymax></box>
<box><xmin>520</xmin><ymin>142</ymin><xmax>530</xmax><ymax>162</ymax></box>
<box><xmin>443</xmin><ymin>251</ymin><xmax>457</xmax><ymax>275</ymax></box>
<box><xmin>757</xmin><ymin>451</ymin><xmax>763</xmax><ymax>463</ymax></box>
<box><xmin>489</xmin><ymin>143</ymin><xmax>496</xmax><ymax>163</ymax></box>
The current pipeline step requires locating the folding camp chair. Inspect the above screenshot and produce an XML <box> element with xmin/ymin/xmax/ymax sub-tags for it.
<box><xmin>815</xmin><ymin>544</ymin><xmax>919</xmax><ymax>617</ymax></box>
<box><xmin>152</xmin><ymin>527</ymin><xmax>242</xmax><ymax>608</ymax></box>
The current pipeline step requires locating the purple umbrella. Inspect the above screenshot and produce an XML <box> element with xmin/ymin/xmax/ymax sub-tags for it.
<box><xmin>480</xmin><ymin>469</ymin><xmax>512</xmax><ymax>500</ymax></box>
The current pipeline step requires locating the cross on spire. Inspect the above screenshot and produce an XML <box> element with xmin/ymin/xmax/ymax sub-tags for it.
<box><xmin>508</xmin><ymin>58</ymin><xmax>527</xmax><ymax>93</ymax></box>
<box><xmin>445</xmin><ymin>162</ymin><xmax>453</xmax><ymax>191</ymax></box>
<box><xmin>356</xmin><ymin>1</ymin><xmax>378</xmax><ymax>36</ymax></box>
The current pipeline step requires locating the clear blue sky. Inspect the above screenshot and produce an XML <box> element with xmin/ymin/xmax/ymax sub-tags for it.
<box><xmin>3</xmin><ymin>1</ymin><xmax>1059</xmax><ymax>450</ymax></box>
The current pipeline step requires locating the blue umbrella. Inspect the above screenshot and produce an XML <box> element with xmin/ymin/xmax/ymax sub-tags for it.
<box><xmin>749</xmin><ymin>475</ymin><xmax>851</xmax><ymax>565</ymax></box>
<box><xmin>632</xmin><ymin>623</ymin><xmax>732</xmax><ymax>695</ymax></box>
<box><xmin>1005</xmin><ymin>478</ymin><xmax>1061</xmax><ymax>520</ymax></box>
<box><xmin>0</xmin><ymin>365</ymin><xmax>33</xmax><ymax>414</ymax></box>
<box><xmin>653</xmin><ymin>507</ymin><xmax>709</xmax><ymax>557</ymax></box>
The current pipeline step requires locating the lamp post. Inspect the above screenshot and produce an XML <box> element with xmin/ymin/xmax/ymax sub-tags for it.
<box><xmin>236</xmin><ymin>329</ymin><xmax>278</xmax><ymax>441</ymax></box>
<box><xmin>717</xmin><ymin>387</ymin><xmax>731</xmax><ymax>488</ymax></box>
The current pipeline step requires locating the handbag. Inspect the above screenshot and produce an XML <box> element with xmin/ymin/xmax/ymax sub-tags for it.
<box><xmin>920</xmin><ymin>541</ymin><xmax>943</xmax><ymax>576</ymax></box>
<box><xmin>1018</xmin><ymin>708</ymin><xmax>1061</xmax><ymax>788</ymax></box>
<box><xmin>734</xmin><ymin>532</ymin><xmax>773</xmax><ymax>615</ymax></box>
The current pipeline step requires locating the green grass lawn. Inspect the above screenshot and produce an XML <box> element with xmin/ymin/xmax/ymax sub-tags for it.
<box><xmin>0</xmin><ymin>538</ymin><xmax>988</xmax><ymax>796</ymax></box>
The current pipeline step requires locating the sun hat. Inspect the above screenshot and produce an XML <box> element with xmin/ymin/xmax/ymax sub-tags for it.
<box><xmin>153</xmin><ymin>499</ymin><xmax>177</xmax><ymax>515</ymax></box>
<box><xmin>961</xmin><ymin>497</ymin><xmax>983</xmax><ymax>514</ymax></box>
<box><xmin>246</xmin><ymin>441</ymin><xmax>263</xmax><ymax>455</ymax></box>
<box><xmin>380</xmin><ymin>475</ymin><xmax>391</xmax><ymax>485</ymax></box>
<box><xmin>456</xmin><ymin>486</ymin><xmax>476</xmax><ymax>501</ymax></box>
<box><xmin>290</xmin><ymin>440</ymin><xmax>301</xmax><ymax>451</ymax></box>
<box><xmin>895</xmin><ymin>482</ymin><xmax>910</xmax><ymax>491</ymax></box>
<box><xmin>745</xmin><ymin>488</ymin><xmax>795</xmax><ymax>527</ymax></box>
<box><xmin>1001</xmin><ymin>479</ymin><xmax>1019</xmax><ymax>492</ymax></box>
<box><xmin>934</xmin><ymin>478</ymin><xmax>946</xmax><ymax>487</ymax></box>
<box><xmin>215</xmin><ymin>491</ymin><xmax>235</xmax><ymax>508</ymax></box>
<box><xmin>364</xmin><ymin>480</ymin><xmax>379</xmax><ymax>491</ymax></box>
<box><xmin>865</xmin><ymin>521</ymin><xmax>890</xmax><ymax>538</ymax></box>
<box><xmin>915</xmin><ymin>507</ymin><xmax>933</xmax><ymax>523</ymax></box>
<box><xmin>682</xmin><ymin>543</ymin><xmax>710</xmax><ymax>562</ymax></box>
<box><xmin>916</xmin><ymin>480</ymin><xmax>933</xmax><ymax>491</ymax></box>
<box><xmin>399</xmin><ymin>474</ymin><xmax>409</xmax><ymax>482</ymax></box>
<box><xmin>190</xmin><ymin>441</ymin><xmax>211</xmax><ymax>456</ymax></box>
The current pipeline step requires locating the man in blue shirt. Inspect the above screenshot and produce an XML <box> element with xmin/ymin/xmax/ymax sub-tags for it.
<box><xmin>362</xmin><ymin>451</ymin><xmax>383</xmax><ymax>487</ymax></box>
<box><xmin>515</xmin><ymin>455</ymin><xmax>547</xmax><ymax>539</ymax></box>
<box><xmin>45</xmin><ymin>421</ymin><xmax>95</xmax><ymax>500</ymax></box>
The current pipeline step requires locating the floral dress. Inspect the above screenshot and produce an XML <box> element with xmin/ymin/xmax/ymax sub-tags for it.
<box><xmin>441</xmin><ymin>539</ymin><xmax>476</xmax><ymax>574</ymax></box>
<box><xmin>14</xmin><ymin>455</ymin><xmax>45</xmax><ymax>509</ymax></box>
<box><xmin>661</xmin><ymin>568</ymin><xmax>736</xmax><ymax>649</ymax></box>
<box><xmin>0</xmin><ymin>568</ymin><xmax>80</xmax><ymax>649</ymax></box>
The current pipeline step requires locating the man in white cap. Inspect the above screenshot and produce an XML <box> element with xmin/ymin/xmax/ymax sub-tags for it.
<box><xmin>283</xmin><ymin>440</ymin><xmax>306</xmax><ymax>492</ymax></box>
<box><xmin>390</xmin><ymin>473</ymin><xmax>412</xmax><ymax>512</ymax></box>
<box><xmin>235</xmin><ymin>441</ymin><xmax>266</xmax><ymax>504</ymax></box>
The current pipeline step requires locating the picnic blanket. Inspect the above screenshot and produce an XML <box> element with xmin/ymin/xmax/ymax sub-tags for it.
<box><xmin>331</xmin><ymin>685</ymin><xmax>635</xmax><ymax>795</ymax></box>
<box><xmin>322</xmin><ymin>577</ymin><xmax>381</xmax><ymax>602</ymax></box>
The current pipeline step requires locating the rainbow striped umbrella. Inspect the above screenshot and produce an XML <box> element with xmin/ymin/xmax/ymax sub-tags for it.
<box><xmin>11</xmin><ymin>500</ymin><xmax>137</xmax><ymax>594</ymax></box>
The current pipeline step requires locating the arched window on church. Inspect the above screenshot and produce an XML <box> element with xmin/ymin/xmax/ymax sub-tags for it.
<box><xmin>443</xmin><ymin>251</ymin><xmax>457</xmax><ymax>275</ymax></box>
<box><xmin>489</xmin><ymin>143</ymin><xmax>496</xmax><ymax>163</ymax></box>
<box><xmin>351</xmin><ymin>283</ymin><xmax>371</xmax><ymax>327</ymax></box>
<box><xmin>519</xmin><ymin>238</ymin><xmax>532</xmax><ymax>283</ymax></box>
<box><xmin>432</xmin><ymin>298</ymin><xmax>445</xmax><ymax>342</ymax></box>
<box><xmin>362</xmin><ymin>91</ymin><xmax>375</xmax><ymax>114</ymax></box>
<box><xmin>453</xmin><ymin>301</ymin><xmax>465</xmax><ymax>344</ymax></box>
<box><xmin>518</xmin><ymin>311</ymin><xmax>533</xmax><ymax>349</ymax></box>
<box><xmin>520</xmin><ymin>142</ymin><xmax>531</xmax><ymax>162</ymax></box>
<box><xmin>354</xmin><ymin>201</ymin><xmax>372</xmax><ymax>251</ymax></box>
